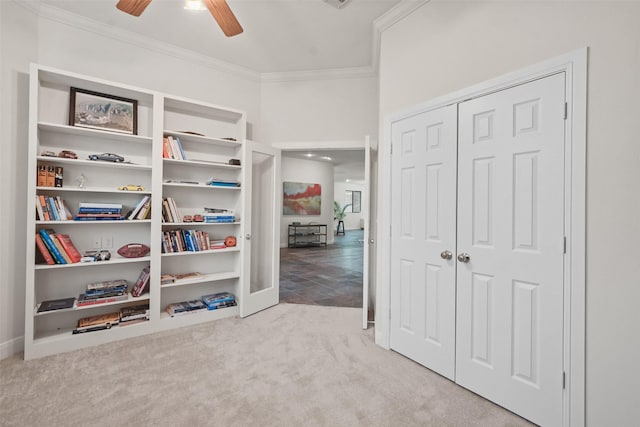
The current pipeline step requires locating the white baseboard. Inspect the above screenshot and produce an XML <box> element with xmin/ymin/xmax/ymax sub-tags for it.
<box><xmin>0</xmin><ymin>336</ymin><xmax>24</xmax><ymax>360</ymax></box>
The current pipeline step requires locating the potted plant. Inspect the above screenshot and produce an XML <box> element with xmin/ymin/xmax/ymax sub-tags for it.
<box><xmin>333</xmin><ymin>201</ymin><xmax>351</xmax><ymax>235</ymax></box>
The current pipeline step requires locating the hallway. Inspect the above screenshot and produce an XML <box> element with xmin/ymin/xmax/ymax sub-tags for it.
<box><xmin>279</xmin><ymin>229</ymin><xmax>363</xmax><ymax>307</ymax></box>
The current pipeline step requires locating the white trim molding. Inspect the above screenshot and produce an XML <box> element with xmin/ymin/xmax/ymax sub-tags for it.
<box><xmin>377</xmin><ymin>48</ymin><xmax>587</xmax><ymax>427</ymax></box>
<box><xmin>0</xmin><ymin>336</ymin><xmax>24</xmax><ymax>360</ymax></box>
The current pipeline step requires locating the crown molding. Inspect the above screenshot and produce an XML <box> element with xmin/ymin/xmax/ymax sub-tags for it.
<box><xmin>15</xmin><ymin>0</ymin><xmax>261</xmax><ymax>82</ymax></box>
<box><xmin>272</xmin><ymin>140</ymin><xmax>366</xmax><ymax>150</ymax></box>
<box><xmin>371</xmin><ymin>0</ymin><xmax>429</xmax><ymax>73</ymax></box>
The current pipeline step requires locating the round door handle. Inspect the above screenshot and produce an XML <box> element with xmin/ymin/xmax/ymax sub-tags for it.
<box><xmin>440</xmin><ymin>250</ymin><xmax>453</xmax><ymax>260</ymax></box>
<box><xmin>245</xmin><ymin>234</ymin><xmax>251</xmax><ymax>240</ymax></box>
<box><xmin>457</xmin><ymin>253</ymin><xmax>470</xmax><ymax>263</ymax></box>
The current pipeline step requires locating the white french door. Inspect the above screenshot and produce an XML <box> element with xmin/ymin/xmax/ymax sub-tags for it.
<box><xmin>456</xmin><ymin>73</ymin><xmax>566</xmax><ymax>426</ymax></box>
<box><xmin>389</xmin><ymin>105</ymin><xmax>458</xmax><ymax>380</ymax></box>
<box><xmin>390</xmin><ymin>73</ymin><xmax>567</xmax><ymax>426</ymax></box>
<box><xmin>240</xmin><ymin>142</ymin><xmax>281</xmax><ymax>317</ymax></box>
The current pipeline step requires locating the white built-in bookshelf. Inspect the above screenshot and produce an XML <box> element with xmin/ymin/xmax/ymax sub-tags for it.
<box><xmin>25</xmin><ymin>64</ymin><xmax>280</xmax><ymax>360</ymax></box>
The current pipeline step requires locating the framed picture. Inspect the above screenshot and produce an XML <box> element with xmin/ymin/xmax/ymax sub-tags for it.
<box><xmin>351</xmin><ymin>190</ymin><xmax>362</xmax><ymax>213</ymax></box>
<box><xmin>69</xmin><ymin>87</ymin><xmax>138</xmax><ymax>135</ymax></box>
<box><xmin>283</xmin><ymin>182</ymin><xmax>321</xmax><ymax>215</ymax></box>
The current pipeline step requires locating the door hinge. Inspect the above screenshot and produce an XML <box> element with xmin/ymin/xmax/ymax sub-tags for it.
<box><xmin>390</xmin><ymin>143</ymin><xmax>393</xmax><ymax>155</ymax></box>
<box><xmin>563</xmin><ymin>236</ymin><xmax>567</xmax><ymax>254</ymax></box>
<box><xmin>564</xmin><ymin>102</ymin><xmax>568</xmax><ymax>120</ymax></box>
<box><xmin>563</xmin><ymin>372</ymin><xmax>566</xmax><ymax>389</ymax></box>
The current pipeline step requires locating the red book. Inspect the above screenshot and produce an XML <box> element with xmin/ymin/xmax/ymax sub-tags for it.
<box><xmin>35</xmin><ymin>233</ymin><xmax>55</xmax><ymax>265</ymax></box>
<box><xmin>131</xmin><ymin>266</ymin><xmax>151</xmax><ymax>297</ymax></box>
<box><xmin>55</xmin><ymin>234</ymin><xmax>82</xmax><ymax>263</ymax></box>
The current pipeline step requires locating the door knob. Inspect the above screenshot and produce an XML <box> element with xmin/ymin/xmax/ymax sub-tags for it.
<box><xmin>440</xmin><ymin>250</ymin><xmax>453</xmax><ymax>260</ymax></box>
<box><xmin>457</xmin><ymin>253</ymin><xmax>470</xmax><ymax>263</ymax></box>
<box><xmin>369</xmin><ymin>239</ymin><xmax>375</xmax><ymax>244</ymax></box>
<box><xmin>245</xmin><ymin>234</ymin><xmax>251</xmax><ymax>240</ymax></box>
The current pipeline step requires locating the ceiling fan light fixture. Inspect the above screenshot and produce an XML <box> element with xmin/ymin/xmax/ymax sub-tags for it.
<box><xmin>323</xmin><ymin>0</ymin><xmax>351</xmax><ymax>9</ymax></box>
<box><xmin>184</xmin><ymin>0</ymin><xmax>206</xmax><ymax>11</ymax></box>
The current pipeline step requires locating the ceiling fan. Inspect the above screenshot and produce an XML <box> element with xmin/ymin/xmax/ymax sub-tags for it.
<box><xmin>116</xmin><ymin>0</ymin><xmax>243</xmax><ymax>37</ymax></box>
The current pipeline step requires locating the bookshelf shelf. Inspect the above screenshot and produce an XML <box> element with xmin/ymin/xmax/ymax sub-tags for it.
<box><xmin>34</xmin><ymin>256</ymin><xmax>151</xmax><ymax>270</ymax></box>
<box><xmin>161</xmin><ymin>247</ymin><xmax>240</xmax><ymax>257</ymax></box>
<box><xmin>34</xmin><ymin>294</ymin><xmax>151</xmax><ymax>316</ymax></box>
<box><xmin>25</xmin><ymin>64</ymin><xmax>280</xmax><ymax>361</ymax></box>
<box><xmin>161</xmin><ymin>271</ymin><xmax>240</xmax><ymax>288</ymax></box>
<box><xmin>163</xmin><ymin>158</ymin><xmax>241</xmax><ymax>170</ymax></box>
<box><xmin>38</xmin><ymin>122</ymin><xmax>152</xmax><ymax>145</ymax></box>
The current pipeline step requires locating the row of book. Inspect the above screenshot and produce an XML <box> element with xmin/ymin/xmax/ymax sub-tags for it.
<box><xmin>166</xmin><ymin>292</ymin><xmax>236</xmax><ymax>317</ymax></box>
<box><xmin>75</xmin><ymin>202</ymin><xmax>124</xmax><ymax>221</ymax></box>
<box><xmin>73</xmin><ymin>304</ymin><xmax>150</xmax><ymax>334</ymax></box>
<box><xmin>162</xmin><ymin>135</ymin><xmax>187</xmax><ymax>160</ymax></box>
<box><xmin>37</xmin><ymin>163</ymin><xmax>63</xmax><ymax>187</ymax></box>
<box><xmin>35</xmin><ymin>228</ymin><xmax>81</xmax><ymax>265</ymax></box>
<box><xmin>161</xmin><ymin>229</ymin><xmax>215</xmax><ymax>253</ymax></box>
<box><xmin>162</xmin><ymin>197</ymin><xmax>182</xmax><ymax>222</ymax></box>
<box><xmin>35</xmin><ymin>195</ymin><xmax>73</xmax><ymax>221</ymax></box>
<box><xmin>37</xmin><ymin>269</ymin><xmax>151</xmax><ymax>313</ymax></box>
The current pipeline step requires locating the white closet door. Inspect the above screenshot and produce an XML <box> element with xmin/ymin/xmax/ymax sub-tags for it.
<box><xmin>390</xmin><ymin>105</ymin><xmax>458</xmax><ymax>380</ymax></box>
<box><xmin>455</xmin><ymin>73</ymin><xmax>566</xmax><ymax>426</ymax></box>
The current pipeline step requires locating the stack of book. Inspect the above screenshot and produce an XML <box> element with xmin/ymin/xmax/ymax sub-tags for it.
<box><xmin>35</xmin><ymin>195</ymin><xmax>73</xmax><ymax>221</ymax></box>
<box><xmin>119</xmin><ymin>304</ymin><xmax>150</xmax><ymax>326</ymax></box>
<box><xmin>161</xmin><ymin>229</ymin><xmax>211</xmax><ymax>253</ymax></box>
<box><xmin>162</xmin><ymin>135</ymin><xmax>186</xmax><ymax>160</ymax></box>
<box><xmin>35</xmin><ymin>228</ymin><xmax>82</xmax><ymax>265</ymax></box>
<box><xmin>77</xmin><ymin>279</ymin><xmax>128</xmax><ymax>307</ymax></box>
<box><xmin>204</xmin><ymin>212</ymin><xmax>235</xmax><ymax>223</ymax></box>
<box><xmin>74</xmin><ymin>202</ymin><xmax>124</xmax><ymax>221</ymax></box>
<box><xmin>201</xmin><ymin>292</ymin><xmax>237</xmax><ymax>310</ymax></box>
<box><xmin>165</xmin><ymin>300</ymin><xmax>207</xmax><ymax>317</ymax></box>
<box><xmin>73</xmin><ymin>312</ymin><xmax>120</xmax><ymax>334</ymax></box>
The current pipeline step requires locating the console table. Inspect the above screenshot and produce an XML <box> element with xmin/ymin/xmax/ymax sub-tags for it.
<box><xmin>288</xmin><ymin>224</ymin><xmax>328</xmax><ymax>248</ymax></box>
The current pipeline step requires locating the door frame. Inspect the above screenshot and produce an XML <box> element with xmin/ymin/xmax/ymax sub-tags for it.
<box><xmin>377</xmin><ymin>48</ymin><xmax>587</xmax><ymax>426</ymax></box>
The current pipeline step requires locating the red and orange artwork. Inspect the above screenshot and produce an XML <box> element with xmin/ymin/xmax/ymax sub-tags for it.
<box><xmin>283</xmin><ymin>182</ymin><xmax>321</xmax><ymax>215</ymax></box>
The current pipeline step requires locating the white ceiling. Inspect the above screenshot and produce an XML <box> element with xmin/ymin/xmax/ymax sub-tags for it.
<box><xmin>39</xmin><ymin>0</ymin><xmax>403</xmax><ymax>74</ymax></box>
<box><xmin>282</xmin><ymin>149</ymin><xmax>365</xmax><ymax>182</ymax></box>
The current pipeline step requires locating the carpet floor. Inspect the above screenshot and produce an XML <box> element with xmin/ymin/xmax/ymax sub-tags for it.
<box><xmin>0</xmin><ymin>304</ymin><xmax>532</xmax><ymax>427</ymax></box>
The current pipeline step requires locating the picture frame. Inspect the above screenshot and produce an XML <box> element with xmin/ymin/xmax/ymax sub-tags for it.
<box><xmin>283</xmin><ymin>182</ymin><xmax>322</xmax><ymax>215</ymax></box>
<box><xmin>69</xmin><ymin>87</ymin><xmax>138</xmax><ymax>135</ymax></box>
<box><xmin>351</xmin><ymin>190</ymin><xmax>362</xmax><ymax>213</ymax></box>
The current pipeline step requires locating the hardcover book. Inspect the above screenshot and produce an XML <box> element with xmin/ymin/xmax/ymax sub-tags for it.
<box><xmin>131</xmin><ymin>266</ymin><xmax>150</xmax><ymax>297</ymax></box>
<box><xmin>37</xmin><ymin>297</ymin><xmax>75</xmax><ymax>313</ymax></box>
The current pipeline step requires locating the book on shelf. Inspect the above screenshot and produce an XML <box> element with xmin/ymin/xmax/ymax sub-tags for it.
<box><xmin>46</xmin><ymin>165</ymin><xmax>55</xmax><ymax>187</ymax></box>
<box><xmin>131</xmin><ymin>266</ymin><xmax>151</xmax><ymax>297</ymax></box>
<box><xmin>127</xmin><ymin>195</ymin><xmax>150</xmax><ymax>220</ymax></box>
<box><xmin>54</xmin><ymin>166</ymin><xmax>63</xmax><ymax>188</ymax></box>
<box><xmin>86</xmin><ymin>279</ymin><xmax>128</xmax><ymax>291</ymax></box>
<box><xmin>165</xmin><ymin>300</ymin><xmax>207</xmax><ymax>316</ymax></box>
<box><xmin>35</xmin><ymin>233</ymin><xmax>55</xmax><ymax>265</ymax></box>
<box><xmin>37</xmin><ymin>164</ymin><xmax>47</xmax><ymax>186</ymax></box>
<box><xmin>38</xmin><ymin>228</ymin><xmax>66</xmax><ymax>264</ymax></box>
<box><xmin>136</xmin><ymin>198</ymin><xmax>152</xmax><ymax>220</ymax></box>
<box><xmin>56</xmin><ymin>234</ymin><xmax>82</xmax><ymax>263</ymax></box>
<box><xmin>37</xmin><ymin>195</ymin><xmax>50</xmax><ymax>221</ymax></box>
<box><xmin>79</xmin><ymin>202</ymin><xmax>123</xmax><ymax>210</ymax></box>
<box><xmin>73</xmin><ymin>312</ymin><xmax>120</xmax><ymax>334</ymax></box>
<box><xmin>201</xmin><ymin>292</ymin><xmax>236</xmax><ymax>310</ymax></box>
<box><xmin>37</xmin><ymin>297</ymin><xmax>75</xmax><ymax>313</ymax></box>
<box><xmin>73</xmin><ymin>216</ymin><xmax>125</xmax><ymax>221</ymax></box>
<box><xmin>206</xmin><ymin>178</ymin><xmax>239</xmax><ymax>187</ymax></box>
<box><xmin>161</xmin><ymin>272</ymin><xmax>203</xmax><ymax>285</ymax></box>
<box><xmin>119</xmin><ymin>304</ymin><xmax>150</xmax><ymax>325</ymax></box>
<box><xmin>77</xmin><ymin>292</ymin><xmax>129</xmax><ymax>307</ymax></box>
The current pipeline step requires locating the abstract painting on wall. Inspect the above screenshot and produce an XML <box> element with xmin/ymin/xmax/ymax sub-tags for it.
<box><xmin>283</xmin><ymin>182</ymin><xmax>321</xmax><ymax>215</ymax></box>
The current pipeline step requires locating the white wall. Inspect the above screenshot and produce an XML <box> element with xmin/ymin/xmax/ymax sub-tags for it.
<box><xmin>261</xmin><ymin>76</ymin><xmax>378</xmax><ymax>144</ymax></box>
<box><xmin>0</xmin><ymin>1</ymin><xmax>38</xmax><ymax>359</ymax></box>
<box><xmin>378</xmin><ymin>2</ymin><xmax>640</xmax><ymax>425</ymax></box>
<box><xmin>280</xmin><ymin>157</ymin><xmax>334</xmax><ymax>247</ymax></box>
<box><xmin>334</xmin><ymin>181</ymin><xmax>365</xmax><ymax>231</ymax></box>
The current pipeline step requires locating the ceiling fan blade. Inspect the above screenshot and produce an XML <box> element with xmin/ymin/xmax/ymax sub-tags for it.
<box><xmin>116</xmin><ymin>0</ymin><xmax>152</xmax><ymax>17</ymax></box>
<box><xmin>203</xmin><ymin>0</ymin><xmax>243</xmax><ymax>37</ymax></box>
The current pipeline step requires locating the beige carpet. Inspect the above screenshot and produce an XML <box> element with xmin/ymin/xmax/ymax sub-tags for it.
<box><xmin>0</xmin><ymin>304</ymin><xmax>532</xmax><ymax>427</ymax></box>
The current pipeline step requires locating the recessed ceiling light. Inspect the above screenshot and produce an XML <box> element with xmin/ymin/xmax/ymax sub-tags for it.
<box><xmin>184</xmin><ymin>0</ymin><xmax>206</xmax><ymax>11</ymax></box>
<box><xmin>345</xmin><ymin>179</ymin><xmax>350</xmax><ymax>182</ymax></box>
<box><xmin>321</xmin><ymin>156</ymin><xmax>332</xmax><ymax>161</ymax></box>
<box><xmin>304</xmin><ymin>153</ymin><xmax>315</xmax><ymax>158</ymax></box>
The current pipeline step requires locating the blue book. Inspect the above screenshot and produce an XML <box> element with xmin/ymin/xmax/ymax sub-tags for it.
<box><xmin>175</xmin><ymin>136</ymin><xmax>187</xmax><ymax>160</ymax></box>
<box><xmin>47</xmin><ymin>197</ymin><xmax>60</xmax><ymax>221</ymax></box>
<box><xmin>78</xmin><ymin>207</ymin><xmax>121</xmax><ymax>214</ymax></box>
<box><xmin>74</xmin><ymin>216</ymin><xmax>124</xmax><ymax>221</ymax></box>
<box><xmin>39</xmin><ymin>229</ymin><xmax>66</xmax><ymax>264</ymax></box>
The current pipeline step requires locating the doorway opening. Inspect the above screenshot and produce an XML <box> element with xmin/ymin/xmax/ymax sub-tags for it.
<box><xmin>278</xmin><ymin>148</ymin><xmax>366</xmax><ymax>308</ymax></box>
